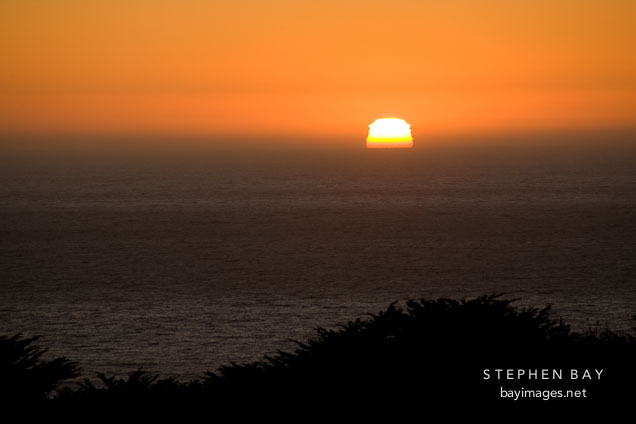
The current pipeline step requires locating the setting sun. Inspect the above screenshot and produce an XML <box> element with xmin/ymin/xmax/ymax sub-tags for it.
<box><xmin>367</xmin><ymin>118</ymin><xmax>413</xmax><ymax>148</ymax></box>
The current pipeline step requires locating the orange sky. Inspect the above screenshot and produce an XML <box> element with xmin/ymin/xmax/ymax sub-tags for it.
<box><xmin>1</xmin><ymin>0</ymin><xmax>635</xmax><ymax>146</ymax></box>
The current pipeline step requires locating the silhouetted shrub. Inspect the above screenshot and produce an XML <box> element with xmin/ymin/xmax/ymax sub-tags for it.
<box><xmin>0</xmin><ymin>334</ymin><xmax>79</xmax><ymax>402</ymax></box>
<box><xmin>202</xmin><ymin>295</ymin><xmax>636</xmax><ymax>408</ymax></box>
<box><xmin>56</xmin><ymin>368</ymin><xmax>203</xmax><ymax>406</ymax></box>
<box><xmin>9</xmin><ymin>295</ymin><xmax>636</xmax><ymax>411</ymax></box>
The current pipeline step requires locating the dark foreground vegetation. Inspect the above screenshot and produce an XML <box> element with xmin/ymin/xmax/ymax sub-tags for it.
<box><xmin>2</xmin><ymin>295</ymin><xmax>635</xmax><ymax>411</ymax></box>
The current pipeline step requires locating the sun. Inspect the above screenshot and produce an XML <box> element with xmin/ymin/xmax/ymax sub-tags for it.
<box><xmin>366</xmin><ymin>118</ymin><xmax>413</xmax><ymax>148</ymax></box>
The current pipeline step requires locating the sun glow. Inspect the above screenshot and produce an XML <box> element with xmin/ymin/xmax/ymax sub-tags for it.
<box><xmin>367</xmin><ymin>118</ymin><xmax>413</xmax><ymax>148</ymax></box>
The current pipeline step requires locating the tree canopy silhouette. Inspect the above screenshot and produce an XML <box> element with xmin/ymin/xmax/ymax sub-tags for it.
<box><xmin>6</xmin><ymin>295</ymin><xmax>636</xmax><ymax>411</ymax></box>
<box><xmin>0</xmin><ymin>334</ymin><xmax>79</xmax><ymax>402</ymax></box>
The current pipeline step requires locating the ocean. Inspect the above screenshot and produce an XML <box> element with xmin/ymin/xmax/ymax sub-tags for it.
<box><xmin>1</xmin><ymin>143</ymin><xmax>635</xmax><ymax>381</ymax></box>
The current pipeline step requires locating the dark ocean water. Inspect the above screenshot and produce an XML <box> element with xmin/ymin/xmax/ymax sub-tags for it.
<box><xmin>1</xmin><ymin>144</ymin><xmax>635</xmax><ymax>380</ymax></box>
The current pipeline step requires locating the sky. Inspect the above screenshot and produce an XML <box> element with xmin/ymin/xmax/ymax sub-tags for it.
<box><xmin>1</xmin><ymin>0</ymin><xmax>635</xmax><ymax>147</ymax></box>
